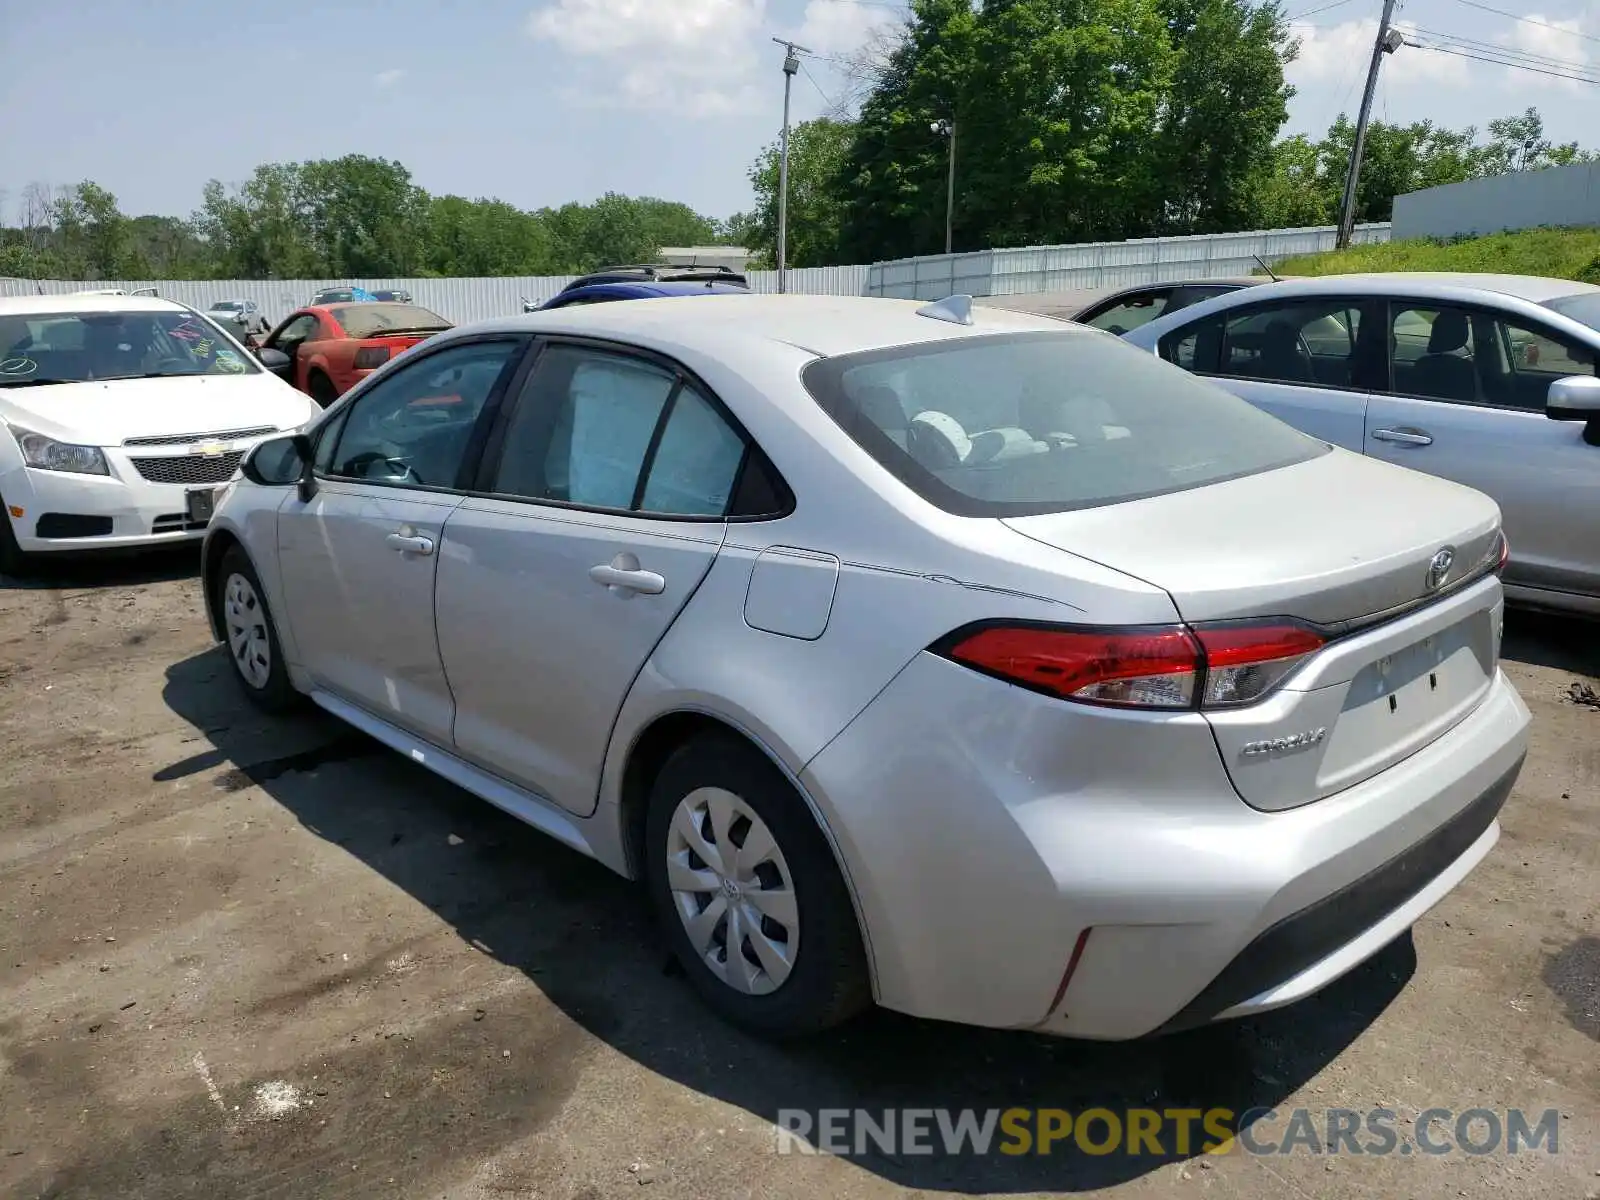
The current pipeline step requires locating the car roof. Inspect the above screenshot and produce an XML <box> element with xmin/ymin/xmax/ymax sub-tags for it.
<box><xmin>448</xmin><ymin>293</ymin><xmax>1079</xmax><ymax>362</ymax></box>
<box><xmin>556</xmin><ymin>281</ymin><xmax>752</xmax><ymax>303</ymax></box>
<box><xmin>0</xmin><ymin>293</ymin><xmax>189</xmax><ymax>316</ymax></box>
<box><xmin>1224</xmin><ymin>271</ymin><xmax>1600</xmax><ymax>304</ymax></box>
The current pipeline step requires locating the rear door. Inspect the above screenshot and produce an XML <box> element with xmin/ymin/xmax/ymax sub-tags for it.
<box><xmin>434</xmin><ymin>340</ymin><xmax>765</xmax><ymax>817</ymax></box>
<box><xmin>1160</xmin><ymin>294</ymin><xmax>1383</xmax><ymax>450</ymax></box>
<box><xmin>275</xmin><ymin>336</ymin><xmax>527</xmax><ymax>743</ymax></box>
<box><xmin>1364</xmin><ymin>298</ymin><xmax>1600</xmax><ymax>602</ymax></box>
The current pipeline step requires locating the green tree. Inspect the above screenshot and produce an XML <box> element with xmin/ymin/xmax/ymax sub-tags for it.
<box><xmin>51</xmin><ymin>182</ymin><xmax>131</xmax><ymax>278</ymax></box>
<box><xmin>746</xmin><ymin>118</ymin><xmax>856</xmax><ymax>268</ymax></box>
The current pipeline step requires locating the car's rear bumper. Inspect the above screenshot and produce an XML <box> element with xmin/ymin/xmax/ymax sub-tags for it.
<box><xmin>800</xmin><ymin>653</ymin><xmax>1530</xmax><ymax>1040</ymax></box>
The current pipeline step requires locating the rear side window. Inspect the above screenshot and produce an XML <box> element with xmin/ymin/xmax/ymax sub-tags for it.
<box><xmin>801</xmin><ymin>331</ymin><xmax>1325</xmax><ymax>517</ymax></box>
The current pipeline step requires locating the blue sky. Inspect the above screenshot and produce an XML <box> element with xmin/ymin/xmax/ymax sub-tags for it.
<box><xmin>3</xmin><ymin>0</ymin><xmax>1599</xmax><ymax>225</ymax></box>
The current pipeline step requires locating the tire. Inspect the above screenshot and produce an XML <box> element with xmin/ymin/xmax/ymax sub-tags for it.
<box><xmin>307</xmin><ymin>370</ymin><xmax>339</xmax><ymax>409</ymax></box>
<box><xmin>644</xmin><ymin>733</ymin><xmax>871</xmax><ymax>1038</ymax></box>
<box><xmin>0</xmin><ymin>494</ymin><xmax>31</xmax><ymax>579</ymax></box>
<box><xmin>216</xmin><ymin>547</ymin><xmax>300</xmax><ymax>712</ymax></box>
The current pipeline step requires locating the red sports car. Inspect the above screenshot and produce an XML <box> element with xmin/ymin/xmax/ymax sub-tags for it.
<box><xmin>257</xmin><ymin>302</ymin><xmax>453</xmax><ymax>406</ymax></box>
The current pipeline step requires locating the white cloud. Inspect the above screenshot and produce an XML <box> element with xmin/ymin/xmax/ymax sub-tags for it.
<box><xmin>373</xmin><ymin>68</ymin><xmax>406</xmax><ymax>88</ymax></box>
<box><xmin>527</xmin><ymin>0</ymin><xmax>770</xmax><ymax>114</ymax></box>
<box><xmin>792</xmin><ymin>0</ymin><xmax>901</xmax><ymax>55</ymax></box>
<box><xmin>1291</xmin><ymin>19</ymin><xmax>1469</xmax><ymax>89</ymax></box>
<box><xmin>1498</xmin><ymin>15</ymin><xmax>1593</xmax><ymax>93</ymax></box>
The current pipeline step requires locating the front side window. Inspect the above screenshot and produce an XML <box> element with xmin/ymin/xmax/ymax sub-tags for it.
<box><xmin>0</xmin><ymin>309</ymin><xmax>259</xmax><ymax>387</ymax></box>
<box><xmin>1388</xmin><ymin>303</ymin><xmax>1596</xmax><ymax>410</ymax></box>
<box><xmin>325</xmin><ymin>339</ymin><xmax>521</xmax><ymax>488</ymax></box>
<box><xmin>801</xmin><ymin>330</ymin><xmax>1325</xmax><ymax>517</ymax></box>
<box><xmin>270</xmin><ymin>314</ymin><xmax>319</xmax><ymax>350</ymax></box>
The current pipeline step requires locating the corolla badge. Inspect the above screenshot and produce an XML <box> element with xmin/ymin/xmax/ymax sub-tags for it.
<box><xmin>1425</xmin><ymin>546</ymin><xmax>1456</xmax><ymax>592</ymax></box>
<box><xmin>1241</xmin><ymin>728</ymin><xmax>1327</xmax><ymax>758</ymax></box>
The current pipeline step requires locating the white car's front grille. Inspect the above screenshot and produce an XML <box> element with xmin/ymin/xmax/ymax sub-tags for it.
<box><xmin>129</xmin><ymin>452</ymin><xmax>245</xmax><ymax>485</ymax></box>
<box><xmin>123</xmin><ymin>426</ymin><xmax>278</xmax><ymax>447</ymax></box>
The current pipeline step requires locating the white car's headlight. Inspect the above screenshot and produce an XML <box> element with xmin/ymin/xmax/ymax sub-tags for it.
<box><xmin>10</xmin><ymin>427</ymin><xmax>110</xmax><ymax>475</ymax></box>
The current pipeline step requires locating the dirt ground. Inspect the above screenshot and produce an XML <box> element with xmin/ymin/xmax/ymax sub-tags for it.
<box><xmin>1</xmin><ymin>548</ymin><xmax>1596</xmax><ymax>1200</ymax></box>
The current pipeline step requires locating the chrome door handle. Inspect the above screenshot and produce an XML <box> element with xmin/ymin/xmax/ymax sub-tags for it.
<box><xmin>1372</xmin><ymin>427</ymin><xmax>1433</xmax><ymax>447</ymax></box>
<box><xmin>386</xmin><ymin>532</ymin><xmax>435</xmax><ymax>556</ymax></box>
<box><xmin>589</xmin><ymin>558</ymin><xmax>665</xmax><ymax>595</ymax></box>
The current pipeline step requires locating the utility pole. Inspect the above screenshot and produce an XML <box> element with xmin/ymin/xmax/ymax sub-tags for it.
<box><xmin>932</xmin><ymin>119</ymin><xmax>957</xmax><ymax>254</ymax></box>
<box><xmin>773</xmin><ymin>38</ymin><xmax>809</xmax><ymax>293</ymax></box>
<box><xmin>1337</xmin><ymin>0</ymin><xmax>1405</xmax><ymax>249</ymax></box>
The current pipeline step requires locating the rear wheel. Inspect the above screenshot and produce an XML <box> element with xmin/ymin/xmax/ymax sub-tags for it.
<box><xmin>307</xmin><ymin>370</ymin><xmax>338</xmax><ymax>408</ymax></box>
<box><xmin>217</xmin><ymin>547</ymin><xmax>299</xmax><ymax>712</ymax></box>
<box><xmin>644</xmin><ymin>733</ymin><xmax>870</xmax><ymax>1038</ymax></box>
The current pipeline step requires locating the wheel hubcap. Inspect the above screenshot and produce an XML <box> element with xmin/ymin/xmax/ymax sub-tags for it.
<box><xmin>665</xmin><ymin>787</ymin><xmax>798</xmax><ymax>996</ymax></box>
<box><xmin>222</xmin><ymin>572</ymin><xmax>271</xmax><ymax>689</ymax></box>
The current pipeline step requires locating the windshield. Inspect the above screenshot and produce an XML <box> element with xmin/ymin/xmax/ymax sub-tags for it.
<box><xmin>801</xmin><ymin>330</ymin><xmax>1326</xmax><ymax>517</ymax></box>
<box><xmin>332</xmin><ymin>303</ymin><xmax>450</xmax><ymax>338</ymax></box>
<box><xmin>209</xmin><ymin>301</ymin><xmax>243</xmax><ymax>312</ymax></box>
<box><xmin>0</xmin><ymin>309</ymin><xmax>259</xmax><ymax>386</ymax></box>
<box><xmin>1542</xmin><ymin>291</ymin><xmax>1600</xmax><ymax>334</ymax></box>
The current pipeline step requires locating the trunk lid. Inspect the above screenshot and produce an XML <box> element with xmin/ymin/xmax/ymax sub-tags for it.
<box><xmin>1004</xmin><ymin>449</ymin><xmax>1505</xmax><ymax>810</ymax></box>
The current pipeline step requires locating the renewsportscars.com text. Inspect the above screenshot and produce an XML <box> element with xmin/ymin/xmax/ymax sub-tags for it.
<box><xmin>774</xmin><ymin>1107</ymin><xmax>1562</xmax><ymax>1158</ymax></box>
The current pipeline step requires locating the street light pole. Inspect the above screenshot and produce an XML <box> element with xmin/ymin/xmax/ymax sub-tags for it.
<box><xmin>773</xmin><ymin>38</ymin><xmax>809</xmax><ymax>294</ymax></box>
<box><xmin>932</xmin><ymin>119</ymin><xmax>956</xmax><ymax>255</ymax></box>
<box><xmin>1336</xmin><ymin>0</ymin><xmax>1403</xmax><ymax>249</ymax></box>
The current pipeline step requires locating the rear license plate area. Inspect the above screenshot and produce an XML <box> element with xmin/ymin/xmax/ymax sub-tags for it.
<box><xmin>185</xmin><ymin>488</ymin><xmax>217</xmax><ymax>524</ymax></box>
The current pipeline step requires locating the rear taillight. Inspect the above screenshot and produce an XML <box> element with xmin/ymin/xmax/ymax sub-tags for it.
<box><xmin>354</xmin><ymin>345</ymin><xmax>391</xmax><ymax>369</ymax></box>
<box><xmin>938</xmin><ymin>620</ymin><xmax>1325</xmax><ymax>711</ymax></box>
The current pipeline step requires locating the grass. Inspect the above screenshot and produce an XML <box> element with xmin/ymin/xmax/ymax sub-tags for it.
<box><xmin>1272</xmin><ymin>226</ymin><xmax>1600</xmax><ymax>284</ymax></box>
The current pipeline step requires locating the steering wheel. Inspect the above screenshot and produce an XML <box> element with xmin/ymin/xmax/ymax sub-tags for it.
<box><xmin>344</xmin><ymin>450</ymin><xmax>423</xmax><ymax>485</ymax></box>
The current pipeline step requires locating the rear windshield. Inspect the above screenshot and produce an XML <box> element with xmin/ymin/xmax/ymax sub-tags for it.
<box><xmin>331</xmin><ymin>303</ymin><xmax>450</xmax><ymax>338</ymax></box>
<box><xmin>1542</xmin><ymin>291</ymin><xmax>1600</xmax><ymax>334</ymax></box>
<box><xmin>800</xmin><ymin>330</ymin><xmax>1326</xmax><ymax>517</ymax></box>
<box><xmin>0</xmin><ymin>309</ymin><xmax>258</xmax><ymax>387</ymax></box>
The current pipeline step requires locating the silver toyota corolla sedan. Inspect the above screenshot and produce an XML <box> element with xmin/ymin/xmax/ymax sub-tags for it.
<box><xmin>1122</xmin><ymin>272</ymin><xmax>1600</xmax><ymax>617</ymax></box>
<box><xmin>200</xmin><ymin>294</ymin><xmax>1530</xmax><ymax>1041</ymax></box>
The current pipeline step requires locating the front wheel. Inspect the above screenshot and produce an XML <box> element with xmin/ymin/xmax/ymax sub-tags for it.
<box><xmin>216</xmin><ymin>548</ymin><xmax>299</xmax><ymax>712</ymax></box>
<box><xmin>307</xmin><ymin>371</ymin><xmax>339</xmax><ymax>409</ymax></box>
<box><xmin>644</xmin><ymin>734</ymin><xmax>870</xmax><ymax>1038</ymax></box>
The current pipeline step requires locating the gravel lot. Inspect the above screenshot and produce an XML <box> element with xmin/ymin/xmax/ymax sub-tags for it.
<box><xmin>1</xmin><ymin>549</ymin><xmax>1597</xmax><ymax>1199</ymax></box>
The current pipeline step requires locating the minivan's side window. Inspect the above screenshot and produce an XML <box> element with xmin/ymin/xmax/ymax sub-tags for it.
<box><xmin>1216</xmin><ymin>299</ymin><xmax>1367</xmax><ymax>388</ymax></box>
<box><xmin>488</xmin><ymin>344</ymin><xmax>760</xmax><ymax>518</ymax></box>
<box><xmin>325</xmin><ymin>339</ymin><xmax>521</xmax><ymax>488</ymax></box>
<box><xmin>1387</xmin><ymin>303</ymin><xmax>1596</xmax><ymax>410</ymax></box>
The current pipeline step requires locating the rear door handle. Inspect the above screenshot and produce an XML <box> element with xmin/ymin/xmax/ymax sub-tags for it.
<box><xmin>589</xmin><ymin>556</ymin><xmax>665</xmax><ymax>596</ymax></box>
<box><xmin>386</xmin><ymin>532</ymin><xmax>435</xmax><ymax>556</ymax></box>
<box><xmin>1371</xmin><ymin>427</ymin><xmax>1433</xmax><ymax>447</ymax></box>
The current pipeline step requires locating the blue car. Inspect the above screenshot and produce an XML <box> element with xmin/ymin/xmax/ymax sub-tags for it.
<box><xmin>527</xmin><ymin>264</ymin><xmax>751</xmax><ymax>312</ymax></box>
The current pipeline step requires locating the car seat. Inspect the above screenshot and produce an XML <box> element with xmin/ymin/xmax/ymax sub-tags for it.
<box><xmin>1411</xmin><ymin>311</ymin><xmax>1478</xmax><ymax>402</ymax></box>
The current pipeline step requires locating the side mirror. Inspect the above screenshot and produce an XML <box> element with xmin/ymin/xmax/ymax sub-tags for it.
<box><xmin>240</xmin><ymin>434</ymin><xmax>309</xmax><ymax>486</ymax></box>
<box><xmin>1547</xmin><ymin>375</ymin><xmax>1600</xmax><ymax>421</ymax></box>
<box><xmin>257</xmin><ymin>346</ymin><xmax>292</xmax><ymax>374</ymax></box>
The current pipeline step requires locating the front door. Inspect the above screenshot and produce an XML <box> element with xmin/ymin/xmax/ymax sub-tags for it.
<box><xmin>1364</xmin><ymin>300</ymin><xmax>1600</xmax><ymax>600</ymax></box>
<box><xmin>275</xmin><ymin>336</ymin><xmax>527</xmax><ymax>742</ymax></box>
<box><xmin>436</xmin><ymin>341</ymin><xmax>754</xmax><ymax>817</ymax></box>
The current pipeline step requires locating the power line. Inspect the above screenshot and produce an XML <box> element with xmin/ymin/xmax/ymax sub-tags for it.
<box><xmin>1286</xmin><ymin>0</ymin><xmax>1360</xmax><ymax>19</ymax></box>
<box><xmin>1407</xmin><ymin>25</ymin><xmax>1594</xmax><ymax>72</ymax></box>
<box><xmin>1406</xmin><ymin>38</ymin><xmax>1600</xmax><ymax>84</ymax></box>
<box><xmin>798</xmin><ymin>59</ymin><xmax>840</xmax><ymax>113</ymax></box>
<box><xmin>1446</xmin><ymin>0</ymin><xmax>1600</xmax><ymax>47</ymax></box>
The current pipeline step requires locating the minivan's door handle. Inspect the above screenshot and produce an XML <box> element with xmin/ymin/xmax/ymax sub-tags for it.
<box><xmin>589</xmin><ymin>554</ymin><xmax>665</xmax><ymax>596</ymax></box>
<box><xmin>386</xmin><ymin>531</ymin><xmax>435</xmax><ymax>556</ymax></box>
<box><xmin>1371</xmin><ymin>426</ymin><xmax>1433</xmax><ymax>447</ymax></box>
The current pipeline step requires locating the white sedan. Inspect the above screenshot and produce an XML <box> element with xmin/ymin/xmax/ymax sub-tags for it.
<box><xmin>0</xmin><ymin>293</ymin><xmax>316</xmax><ymax>573</ymax></box>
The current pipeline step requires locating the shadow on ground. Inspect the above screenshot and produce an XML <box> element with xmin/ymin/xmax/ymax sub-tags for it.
<box><xmin>0</xmin><ymin>544</ymin><xmax>200</xmax><ymax>591</ymax></box>
<box><xmin>148</xmin><ymin>647</ymin><xmax>1436</xmax><ymax>1194</ymax></box>
<box><xmin>1502</xmin><ymin>608</ymin><xmax>1600</xmax><ymax>678</ymax></box>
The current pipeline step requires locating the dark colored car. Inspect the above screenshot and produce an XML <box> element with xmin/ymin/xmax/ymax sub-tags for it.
<box><xmin>526</xmin><ymin>264</ymin><xmax>751</xmax><ymax>312</ymax></box>
<box><xmin>371</xmin><ymin>289</ymin><xmax>413</xmax><ymax>303</ymax></box>
<box><xmin>982</xmin><ymin>277</ymin><xmax>1271</xmax><ymax>334</ymax></box>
